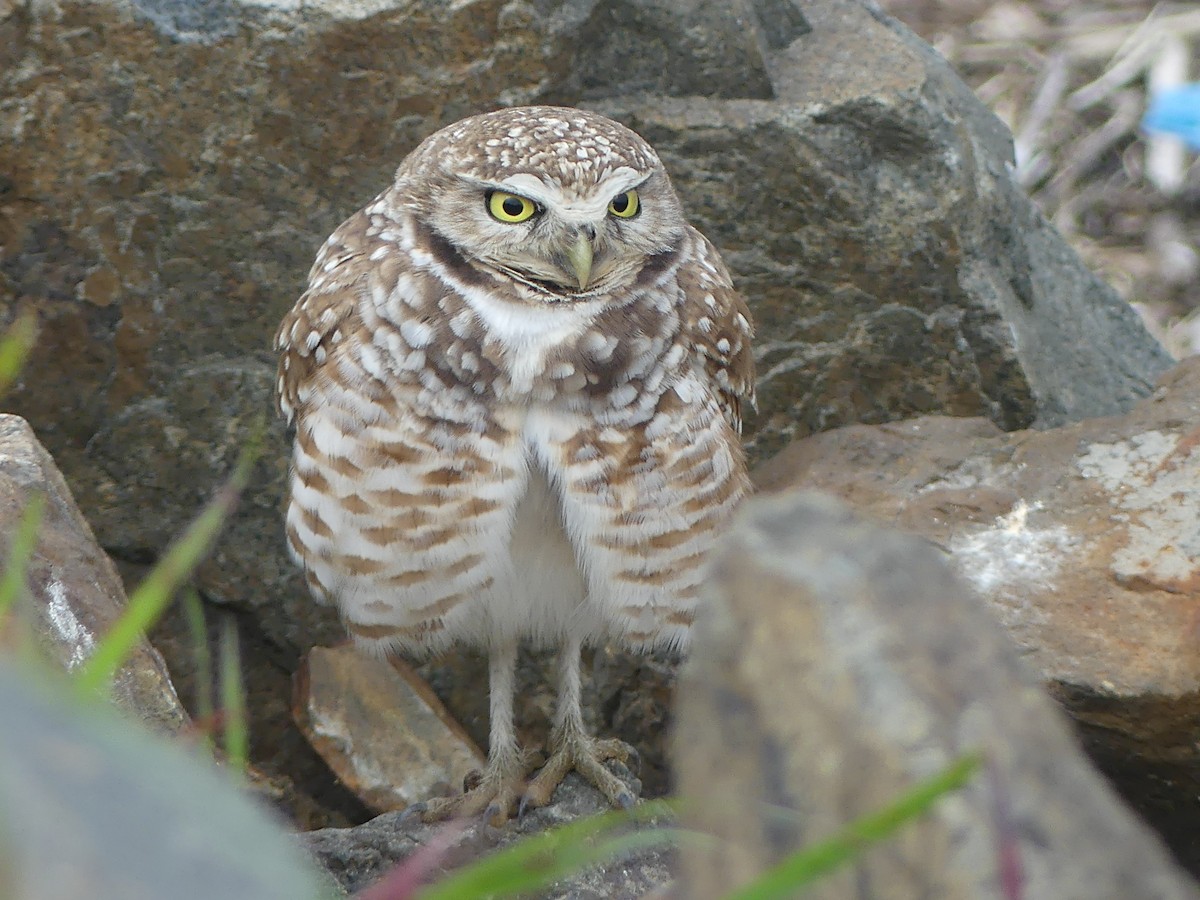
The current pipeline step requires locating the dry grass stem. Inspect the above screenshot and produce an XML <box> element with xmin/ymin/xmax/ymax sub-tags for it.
<box><xmin>881</xmin><ymin>0</ymin><xmax>1200</xmax><ymax>357</ymax></box>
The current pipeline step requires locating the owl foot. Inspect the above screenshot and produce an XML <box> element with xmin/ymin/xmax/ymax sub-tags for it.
<box><xmin>520</xmin><ymin>734</ymin><xmax>638</xmax><ymax>814</ymax></box>
<box><xmin>416</xmin><ymin>747</ymin><xmax>543</xmax><ymax>828</ymax></box>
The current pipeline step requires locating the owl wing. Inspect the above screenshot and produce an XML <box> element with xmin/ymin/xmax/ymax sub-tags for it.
<box><xmin>274</xmin><ymin>211</ymin><xmax>373</xmax><ymax>425</ymax></box>
<box><xmin>544</xmin><ymin>231</ymin><xmax>755</xmax><ymax>653</ymax></box>
<box><xmin>548</xmin><ymin>368</ymin><xmax>751</xmax><ymax>654</ymax></box>
<box><xmin>680</xmin><ymin>228</ymin><xmax>756</xmax><ymax>434</ymax></box>
<box><xmin>275</xmin><ymin>206</ymin><xmax>532</xmax><ymax>655</ymax></box>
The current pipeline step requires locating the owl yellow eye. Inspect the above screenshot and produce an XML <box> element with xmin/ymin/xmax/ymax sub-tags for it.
<box><xmin>487</xmin><ymin>191</ymin><xmax>538</xmax><ymax>223</ymax></box>
<box><xmin>608</xmin><ymin>190</ymin><xmax>639</xmax><ymax>218</ymax></box>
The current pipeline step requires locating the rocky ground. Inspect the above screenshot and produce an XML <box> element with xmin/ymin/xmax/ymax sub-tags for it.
<box><xmin>3</xmin><ymin>0</ymin><xmax>1200</xmax><ymax>896</ymax></box>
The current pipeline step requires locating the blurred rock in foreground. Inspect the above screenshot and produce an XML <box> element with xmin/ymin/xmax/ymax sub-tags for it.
<box><xmin>0</xmin><ymin>660</ymin><xmax>331</xmax><ymax>900</ymax></box>
<box><xmin>675</xmin><ymin>491</ymin><xmax>1200</xmax><ymax>899</ymax></box>
<box><xmin>756</xmin><ymin>357</ymin><xmax>1200</xmax><ymax>870</ymax></box>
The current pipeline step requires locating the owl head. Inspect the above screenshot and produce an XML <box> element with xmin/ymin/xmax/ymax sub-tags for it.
<box><xmin>393</xmin><ymin>106</ymin><xmax>687</xmax><ymax>299</ymax></box>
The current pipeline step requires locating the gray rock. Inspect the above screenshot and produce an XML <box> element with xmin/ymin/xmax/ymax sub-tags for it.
<box><xmin>303</xmin><ymin>771</ymin><xmax>673</xmax><ymax>898</ymax></box>
<box><xmin>0</xmin><ymin>414</ymin><xmax>187</xmax><ymax>734</ymax></box>
<box><xmin>563</xmin><ymin>0</ymin><xmax>807</xmax><ymax>100</ymax></box>
<box><xmin>0</xmin><ymin>660</ymin><xmax>333</xmax><ymax>900</ymax></box>
<box><xmin>596</xmin><ymin>0</ymin><xmax>1170</xmax><ymax>459</ymax></box>
<box><xmin>674</xmin><ymin>492</ymin><xmax>1199</xmax><ymax>899</ymax></box>
<box><xmin>77</xmin><ymin>356</ymin><xmax>342</xmax><ymax>658</ymax></box>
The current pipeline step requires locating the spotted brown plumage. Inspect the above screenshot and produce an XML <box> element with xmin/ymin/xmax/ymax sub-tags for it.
<box><xmin>274</xmin><ymin>106</ymin><xmax>754</xmax><ymax>822</ymax></box>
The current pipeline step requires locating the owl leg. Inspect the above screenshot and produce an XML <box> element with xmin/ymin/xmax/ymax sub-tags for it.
<box><xmin>417</xmin><ymin>638</ymin><xmax>541</xmax><ymax>826</ymax></box>
<box><xmin>521</xmin><ymin>636</ymin><xmax>638</xmax><ymax>812</ymax></box>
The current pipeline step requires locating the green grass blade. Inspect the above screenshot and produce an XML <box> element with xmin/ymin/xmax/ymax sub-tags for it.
<box><xmin>182</xmin><ymin>588</ymin><xmax>215</xmax><ymax>753</ymax></box>
<box><xmin>423</xmin><ymin>824</ymin><xmax>688</xmax><ymax>899</ymax></box>
<box><xmin>418</xmin><ymin>800</ymin><xmax>685</xmax><ymax>900</ymax></box>
<box><xmin>74</xmin><ymin>438</ymin><xmax>259</xmax><ymax>696</ymax></box>
<box><xmin>0</xmin><ymin>311</ymin><xmax>37</xmax><ymax>398</ymax></box>
<box><xmin>725</xmin><ymin>753</ymin><xmax>982</xmax><ymax>900</ymax></box>
<box><xmin>0</xmin><ymin>493</ymin><xmax>45</xmax><ymax>624</ymax></box>
<box><xmin>219</xmin><ymin>616</ymin><xmax>249</xmax><ymax>774</ymax></box>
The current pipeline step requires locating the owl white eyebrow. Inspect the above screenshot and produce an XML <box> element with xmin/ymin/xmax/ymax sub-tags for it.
<box><xmin>474</xmin><ymin>172</ymin><xmax>648</xmax><ymax>212</ymax></box>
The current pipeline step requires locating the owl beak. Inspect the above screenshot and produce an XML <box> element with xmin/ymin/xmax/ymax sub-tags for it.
<box><xmin>566</xmin><ymin>233</ymin><xmax>594</xmax><ymax>291</ymax></box>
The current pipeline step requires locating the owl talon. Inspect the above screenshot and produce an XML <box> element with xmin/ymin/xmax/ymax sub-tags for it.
<box><xmin>416</xmin><ymin>747</ymin><xmax>542</xmax><ymax>825</ymax></box>
<box><xmin>415</xmin><ymin>784</ymin><xmax>514</xmax><ymax>826</ymax></box>
<box><xmin>482</xmin><ymin>801</ymin><xmax>506</xmax><ymax>827</ymax></box>
<box><xmin>521</xmin><ymin>734</ymin><xmax>639</xmax><ymax>813</ymax></box>
<box><xmin>620</xmin><ymin>744</ymin><xmax>641</xmax><ymax>776</ymax></box>
<box><xmin>414</xmin><ymin>795</ymin><xmax>463</xmax><ymax>822</ymax></box>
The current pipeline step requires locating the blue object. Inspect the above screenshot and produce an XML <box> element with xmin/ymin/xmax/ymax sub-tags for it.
<box><xmin>1143</xmin><ymin>83</ymin><xmax>1200</xmax><ymax>149</ymax></box>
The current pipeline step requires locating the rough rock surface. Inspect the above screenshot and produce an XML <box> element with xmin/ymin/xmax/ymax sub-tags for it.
<box><xmin>675</xmin><ymin>491</ymin><xmax>1200</xmax><ymax>899</ymax></box>
<box><xmin>0</xmin><ymin>0</ymin><xmax>1173</xmax><ymax>830</ymax></box>
<box><xmin>754</xmin><ymin>357</ymin><xmax>1200</xmax><ymax>870</ymax></box>
<box><xmin>294</xmin><ymin>644</ymin><xmax>484</xmax><ymax>814</ymax></box>
<box><xmin>302</xmin><ymin>770</ymin><xmax>669</xmax><ymax>898</ymax></box>
<box><xmin>0</xmin><ymin>414</ymin><xmax>187</xmax><ymax>733</ymax></box>
<box><xmin>0</xmin><ymin>0</ymin><xmax>1169</xmax><ymax>660</ymax></box>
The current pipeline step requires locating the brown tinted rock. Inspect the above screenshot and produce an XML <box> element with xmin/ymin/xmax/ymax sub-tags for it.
<box><xmin>755</xmin><ymin>356</ymin><xmax>1200</xmax><ymax>871</ymax></box>
<box><xmin>675</xmin><ymin>492</ymin><xmax>1199</xmax><ymax>899</ymax></box>
<box><xmin>0</xmin><ymin>0</ymin><xmax>590</xmax><ymax>473</ymax></box>
<box><xmin>0</xmin><ymin>414</ymin><xmax>187</xmax><ymax>733</ymax></box>
<box><xmin>295</xmin><ymin>644</ymin><xmax>484</xmax><ymax>814</ymax></box>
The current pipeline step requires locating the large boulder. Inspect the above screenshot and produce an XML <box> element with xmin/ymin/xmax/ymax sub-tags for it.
<box><xmin>674</xmin><ymin>491</ymin><xmax>1200</xmax><ymax>899</ymax></box>
<box><xmin>0</xmin><ymin>0</ymin><xmax>1174</xmax><ymax>837</ymax></box>
<box><xmin>0</xmin><ymin>0</ymin><xmax>1169</xmax><ymax>659</ymax></box>
<box><xmin>754</xmin><ymin>356</ymin><xmax>1200</xmax><ymax>872</ymax></box>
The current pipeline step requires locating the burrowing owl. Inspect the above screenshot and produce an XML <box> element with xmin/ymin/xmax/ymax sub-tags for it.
<box><xmin>275</xmin><ymin>106</ymin><xmax>754</xmax><ymax>822</ymax></box>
